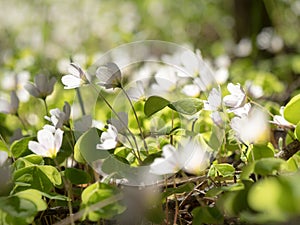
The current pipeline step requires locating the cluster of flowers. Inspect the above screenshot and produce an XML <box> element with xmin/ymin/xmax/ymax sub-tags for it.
<box><xmin>0</xmin><ymin>57</ymin><xmax>294</xmax><ymax>178</ymax></box>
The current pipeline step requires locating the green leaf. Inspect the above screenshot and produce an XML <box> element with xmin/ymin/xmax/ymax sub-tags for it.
<box><xmin>161</xmin><ymin>183</ymin><xmax>194</xmax><ymax>200</ymax></box>
<box><xmin>65</xmin><ymin>168</ymin><xmax>91</xmax><ymax>185</ymax></box>
<box><xmin>13</xmin><ymin>165</ymin><xmax>61</xmax><ymax>193</ymax></box>
<box><xmin>15</xmin><ymin>189</ymin><xmax>47</xmax><ymax>211</ymax></box>
<box><xmin>247</xmin><ymin>177</ymin><xmax>288</xmax><ymax>222</ymax></box>
<box><xmin>81</xmin><ymin>182</ymin><xmax>125</xmax><ymax>221</ymax></box>
<box><xmin>11</xmin><ymin>137</ymin><xmax>34</xmax><ymax>158</ymax></box>
<box><xmin>254</xmin><ymin>158</ymin><xmax>285</xmax><ymax>176</ymax></box>
<box><xmin>247</xmin><ymin>144</ymin><xmax>274</xmax><ymax>162</ymax></box>
<box><xmin>169</xmin><ymin>98</ymin><xmax>203</xmax><ymax>115</ymax></box>
<box><xmin>0</xmin><ymin>140</ymin><xmax>9</xmax><ymax>154</ymax></box>
<box><xmin>0</xmin><ymin>196</ymin><xmax>37</xmax><ymax>218</ymax></box>
<box><xmin>74</xmin><ymin>128</ymin><xmax>109</xmax><ymax>164</ymax></box>
<box><xmin>208</xmin><ymin>163</ymin><xmax>235</xmax><ymax>178</ymax></box>
<box><xmin>295</xmin><ymin>121</ymin><xmax>300</xmax><ymax>140</ymax></box>
<box><xmin>38</xmin><ymin>165</ymin><xmax>62</xmax><ymax>186</ymax></box>
<box><xmin>283</xmin><ymin>94</ymin><xmax>300</xmax><ymax>124</ymax></box>
<box><xmin>144</xmin><ymin>96</ymin><xmax>170</xmax><ymax>117</ymax></box>
<box><xmin>14</xmin><ymin>154</ymin><xmax>44</xmax><ymax>170</ymax></box>
<box><xmin>192</xmin><ymin>206</ymin><xmax>224</xmax><ymax>225</ymax></box>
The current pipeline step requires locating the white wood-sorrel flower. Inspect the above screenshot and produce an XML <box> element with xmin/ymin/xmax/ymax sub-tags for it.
<box><xmin>61</xmin><ymin>63</ymin><xmax>89</xmax><ymax>89</ymax></box>
<box><xmin>223</xmin><ymin>83</ymin><xmax>246</xmax><ymax>108</ymax></box>
<box><xmin>45</xmin><ymin>102</ymin><xmax>71</xmax><ymax>128</ymax></box>
<box><xmin>228</xmin><ymin>103</ymin><xmax>251</xmax><ymax>118</ymax></box>
<box><xmin>230</xmin><ymin>108</ymin><xmax>269</xmax><ymax>143</ymax></box>
<box><xmin>203</xmin><ymin>87</ymin><xmax>224</xmax><ymax>127</ymax></box>
<box><xmin>96</xmin><ymin>62</ymin><xmax>122</xmax><ymax>89</ymax></box>
<box><xmin>28</xmin><ymin>126</ymin><xmax>64</xmax><ymax>158</ymax></box>
<box><xmin>150</xmin><ymin>136</ymin><xmax>211</xmax><ymax>175</ymax></box>
<box><xmin>96</xmin><ymin>124</ymin><xmax>118</xmax><ymax>150</ymax></box>
<box><xmin>25</xmin><ymin>74</ymin><xmax>56</xmax><ymax>99</ymax></box>
<box><xmin>0</xmin><ymin>91</ymin><xmax>19</xmax><ymax>115</ymax></box>
<box><xmin>270</xmin><ymin>106</ymin><xmax>295</xmax><ymax>129</ymax></box>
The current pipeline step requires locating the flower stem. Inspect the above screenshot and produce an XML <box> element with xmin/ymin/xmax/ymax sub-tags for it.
<box><xmin>42</xmin><ymin>98</ymin><xmax>49</xmax><ymax>116</ymax></box>
<box><xmin>76</xmin><ymin>88</ymin><xmax>86</xmax><ymax>116</ymax></box>
<box><xmin>54</xmin><ymin>159</ymin><xmax>75</xmax><ymax>225</ymax></box>
<box><xmin>121</xmin><ymin>87</ymin><xmax>148</xmax><ymax>153</ymax></box>
<box><xmin>15</xmin><ymin>112</ymin><xmax>27</xmax><ymax>130</ymax></box>
<box><xmin>91</xmin><ymin>84</ymin><xmax>142</xmax><ymax>162</ymax></box>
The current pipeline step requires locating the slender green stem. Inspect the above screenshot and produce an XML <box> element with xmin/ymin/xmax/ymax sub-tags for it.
<box><xmin>76</xmin><ymin>88</ymin><xmax>86</xmax><ymax>116</ymax></box>
<box><xmin>15</xmin><ymin>112</ymin><xmax>27</xmax><ymax>130</ymax></box>
<box><xmin>90</xmin><ymin>84</ymin><xmax>142</xmax><ymax>162</ymax></box>
<box><xmin>53</xmin><ymin>159</ymin><xmax>75</xmax><ymax>225</ymax></box>
<box><xmin>248</xmin><ymin>98</ymin><xmax>274</xmax><ymax>117</ymax></box>
<box><xmin>121</xmin><ymin>87</ymin><xmax>148</xmax><ymax>153</ymax></box>
<box><xmin>42</xmin><ymin>98</ymin><xmax>49</xmax><ymax>116</ymax></box>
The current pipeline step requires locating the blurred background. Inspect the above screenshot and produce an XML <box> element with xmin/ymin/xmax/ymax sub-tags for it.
<box><xmin>0</xmin><ymin>0</ymin><xmax>300</xmax><ymax>136</ymax></box>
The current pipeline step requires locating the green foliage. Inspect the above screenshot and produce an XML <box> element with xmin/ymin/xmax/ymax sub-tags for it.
<box><xmin>64</xmin><ymin>168</ymin><xmax>92</xmax><ymax>185</ymax></box>
<box><xmin>254</xmin><ymin>158</ymin><xmax>285</xmax><ymax>176</ymax></box>
<box><xmin>13</xmin><ymin>165</ymin><xmax>61</xmax><ymax>193</ymax></box>
<box><xmin>208</xmin><ymin>163</ymin><xmax>235</xmax><ymax>178</ymax></box>
<box><xmin>11</xmin><ymin>137</ymin><xmax>34</xmax><ymax>158</ymax></box>
<box><xmin>284</xmin><ymin>94</ymin><xmax>300</xmax><ymax>124</ymax></box>
<box><xmin>74</xmin><ymin>128</ymin><xmax>109</xmax><ymax>163</ymax></box>
<box><xmin>80</xmin><ymin>182</ymin><xmax>125</xmax><ymax>221</ymax></box>
<box><xmin>192</xmin><ymin>206</ymin><xmax>224</xmax><ymax>225</ymax></box>
<box><xmin>169</xmin><ymin>98</ymin><xmax>203</xmax><ymax>115</ymax></box>
<box><xmin>144</xmin><ymin>96</ymin><xmax>170</xmax><ymax>117</ymax></box>
<box><xmin>295</xmin><ymin>122</ymin><xmax>300</xmax><ymax>140</ymax></box>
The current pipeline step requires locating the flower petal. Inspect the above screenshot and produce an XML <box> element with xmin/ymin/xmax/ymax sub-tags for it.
<box><xmin>37</xmin><ymin>129</ymin><xmax>55</xmax><ymax>151</ymax></box>
<box><xmin>61</xmin><ymin>75</ymin><xmax>82</xmax><ymax>89</ymax></box>
<box><xmin>25</xmin><ymin>83</ymin><xmax>40</xmax><ymax>98</ymax></box>
<box><xmin>54</xmin><ymin>128</ymin><xmax>63</xmax><ymax>152</ymax></box>
<box><xmin>28</xmin><ymin>141</ymin><xmax>48</xmax><ymax>157</ymax></box>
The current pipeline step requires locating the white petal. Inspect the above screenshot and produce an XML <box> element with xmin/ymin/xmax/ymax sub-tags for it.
<box><xmin>28</xmin><ymin>141</ymin><xmax>48</xmax><ymax>157</ymax></box>
<box><xmin>37</xmin><ymin>129</ymin><xmax>55</xmax><ymax>151</ymax></box>
<box><xmin>96</xmin><ymin>139</ymin><xmax>117</xmax><ymax>150</ymax></box>
<box><xmin>54</xmin><ymin>129</ymin><xmax>64</xmax><ymax>151</ymax></box>
<box><xmin>25</xmin><ymin>83</ymin><xmax>40</xmax><ymax>98</ymax></box>
<box><xmin>223</xmin><ymin>95</ymin><xmax>241</xmax><ymax>108</ymax></box>
<box><xmin>228</xmin><ymin>103</ymin><xmax>251</xmax><ymax>117</ymax></box>
<box><xmin>61</xmin><ymin>75</ymin><xmax>82</xmax><ymax>89</ymax></box>
<box><xmin>207</xmin><ymin>87</ymin><xmax>221</xmax><ymax>110</ymax></box>
<box><xmin>149</xmin><ymin>157</ymin><xmax>179</xmax><ymax>175</ymax></box>
<box><xmin>68</xmin><ymin>63</ymin><xmax>81</xmax><ymax>78</ymax></box>
<box><xmin>0</xmin><ymin>99</ymin><xmax>11</xmax><ymax>114</ymax></box>
<box><xmin>43</xmin><ymin>125</ymin><xmax>56</xmax><ymax>133</ymax></box>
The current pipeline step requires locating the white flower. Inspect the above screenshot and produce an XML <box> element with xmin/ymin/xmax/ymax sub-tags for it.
<box><xmin>61</xmin><ymin>63</ymin><xmax>89</xmax><ymax>89</ymax></box>
<box><xmin>230</xmin><ymin>108</ymin><xmax>269</xmax><ymax>143</ymax></box>
<box><xmin>126</xmin><ymin>80</ymin><xmax>146</xmax><ymax>101</ymax></box>
<box><xmin>270</xmin><ymin>106</ymin><xmax>295</xmax><ymax>129</ymax></box>
<box><xmin>203</xmin><ymin>87</ymin><xmax>222</xmax><ymax>111</ymax></box>
<box><xmin>28</xmin><ymin>127</ymin><xmax>64</xmax><ymax>158</ymax></box>
<box><xmin>25</xmin><ymin>74</ymin><xmax>56</xmax><ymax>99</ymax></box>
<box><xmin>203</xmin><ymin>87</ymin><xmax>224</xmax><ymax>126</ymax></box>
<box><xmin>150</xmin><ymin>136</ymin><xmax>211</xmax><ymax>175</ymax></box>
<box><xmin>96</xmin><ymin>62</ymin><xmax>122</xmax><ymax>89</ymax></box>
<box><xmin>45</xmin><ymin>102</ymin><xmax>71</xmax><ymax>128</ymax></box>
<box><xmin>96</xmin><ymin>125</ymin><xmax>118</xmax><ymax>150</ymax></box>
<box><xmin>181</xmin><ymin>84</ymin><xmax>200</xmax><ymax>97</ymax></box>
<box><xmin>228</xmin><ymin>103</ymin><xmax>251</xmax><ymax>118</ymax></box>
<box><xmin>223</xmin><ymin>83</ymin><xmax>246</xmax><ymax>108</ymax></box>
<box><xmin>245</xmin><ymin>81</ymin><xmax>264</xmax><ymax>99</ymax></box>
<box><xmin>1</xmin><ymin>71</ymin><xmax>30</xmax><ymax>102</ymax></box>
<box><xmin>0</xmin><ymin>91</ymin><xmax>19</xmax><ymax>115</ymax></box>
<box><xmin>149</xmin><ymin>144</ymin><xmax>181</xmax><ymax>175</ymax></box>
<box><xmin>0</xmin><ymin>151</ymin><xmax>8</xmax><ymax>167</ymax></box>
